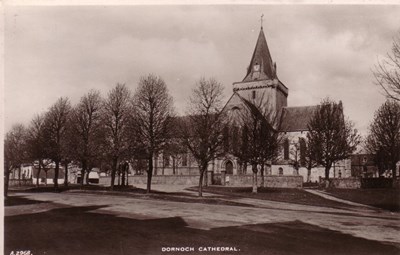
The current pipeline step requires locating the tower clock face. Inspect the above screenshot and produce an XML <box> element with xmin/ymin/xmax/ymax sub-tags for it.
<box><xmin>253</xmin><ymin>64</ymin><xmax>260</xmax><ymax>71</ymax></box>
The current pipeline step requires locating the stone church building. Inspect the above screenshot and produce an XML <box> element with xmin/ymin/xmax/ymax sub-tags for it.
<box><xmin>151</xmin><ymin>26</ymin><xmax>351</xmax><ymax>184</ymax></box>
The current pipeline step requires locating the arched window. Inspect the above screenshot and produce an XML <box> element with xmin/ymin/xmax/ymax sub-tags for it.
<box><xmin>252</xmin><ymin>90</ymin><xmax>256</xmax><ymax>99</ymax></box>
<box><xmin>225</xmin><ymin>161</ymin><xmax>234</xmax><ymax>175</ymax></box>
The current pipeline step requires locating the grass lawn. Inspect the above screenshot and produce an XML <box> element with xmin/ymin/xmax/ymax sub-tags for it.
<box><xmin>325</xmin><ymin>188</ymin><xmax>400</xmax><ymax>212</ymax></box>
<box><xmin>189</xmin><ymin>186</ymin><xmax>355</xmax><ymax>210</ymax></box>
<box><xmin>5</xmin><ymin>196</ymin><xmax>400</xmax><ymax>255</ymax></box>
<box><xmin>8</xmin><ymin>185</ymin><xmax>255</xmax><ymax>208</ymax></box>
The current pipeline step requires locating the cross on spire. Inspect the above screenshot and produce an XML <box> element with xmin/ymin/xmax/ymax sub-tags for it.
<box><xmin>260</xmin><ymin>14</ymin><xmax>264</xmax><ymax>29</ymax></box>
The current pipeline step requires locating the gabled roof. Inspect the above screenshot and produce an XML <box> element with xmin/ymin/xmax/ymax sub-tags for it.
<box><xmin>243</xmin><ymin>28</ymin><xmax>276</xmax><ymax>82</ymax></box>
<box><xmin>279</xmin><ymin>106</ymin><xmax>319</xmax><ymax>132</ymax></box>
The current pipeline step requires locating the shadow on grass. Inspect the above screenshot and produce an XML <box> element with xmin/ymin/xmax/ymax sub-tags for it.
<box><xmin>325</xmin><ymin>188</ymin><xmax>400</xmax><ymax>212</ymax></box>
<box><xmin>5</xmin><ymin>204</ymin><xmax>400</xmax><ymax>255</ymax></box>
<box><xmin>4</xmin><ymin>196</ymin><xmax>48</xmax><ymax>207</ymax></box>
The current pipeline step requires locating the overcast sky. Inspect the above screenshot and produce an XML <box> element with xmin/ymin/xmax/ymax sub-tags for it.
<box><xmin>4</xmin><ymin>5</ymin><xmax>400</xmax><ymax>135</ymax></box>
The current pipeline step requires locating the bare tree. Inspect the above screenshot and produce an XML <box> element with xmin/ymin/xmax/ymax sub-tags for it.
<box><xmin>163</xmin><ymin>136</ymin><xmax>186</xmax><ymax>175</ymax></box>
<box><xmin>227</xmin><ymin>123</ymin><xmax>250</xmax><ymax>175</ymax></box>
<box><xmin>182</xmin><ymin>77</ymin><xmax>226</xmax><ymax>197</ymax></box>
<box><xmin>26</xmin><ymin>114</ymin><xmax>47</xmax><ymax>186</ymax></box>
<box><xmin>70</xmin><ymin>90</ymin><xmax>104</xmax><ymax>186</ymax></box>
<box><xmin>43</xmin><ymin>97</ymin><xmax>72</xmax><ymax>190</ymax></box>
<box><xmin>4</xmin><ymin>124</ymin><xmax>28</xmax><ymax>197</ymax></box>
<box><xmin>302</xmin><ymin>138</ymin><xmax>318</xmax><ymax>182</ymax></box>
<box><xmin>365</xmin><ymin>100</ymin><xmax>400</xmax><ymax>179</ymax></box>
<box><xmin>307</xmin><ymin>98</ymin><xmax>360</xmax><ymax>183</ymax></box>
<box><xmin>374</xmin><ymin>33</ymin><xmax>400</xmax><ymax>101</ymax></box>
<box><xmin>102</xmin><ymin>84</ymin><xmax>131</xmax><ymax>190</ymax></box>
<box><xmin>131</xmin><ymin>74</ymin><xmax>174</xmax><ymax>193</ymax></box>
<box><xmin>235</xmin><ymin>97</ymin><xmax>281</xmax><ymax>193</ymax></box>
<box><xmin>288</xmin><ymin>141</ymin><xmax>301</xmax><ymax>176</ymax></box>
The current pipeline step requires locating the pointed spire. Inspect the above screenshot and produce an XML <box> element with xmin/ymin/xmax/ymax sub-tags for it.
<box><xmin>243</xmin><ymin>26</ymin><xmax>276</xmax><ymax>82</ymax></box>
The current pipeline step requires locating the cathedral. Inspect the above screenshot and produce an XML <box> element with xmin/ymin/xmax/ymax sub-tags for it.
<box><xmin>152</xmin><ymin>26</ymin><xmax>352</xmax><ymax>184</ymax></box>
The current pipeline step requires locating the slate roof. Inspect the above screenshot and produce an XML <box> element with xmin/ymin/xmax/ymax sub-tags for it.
<box><xmin>243</xmin><ymin>28</ymin><xmax>276</xmax><ymax>82</ymax></box>
<box><xmin>279</xmin><ymin>106</ymin><xmax>319</xmax><ymax>132</ymax></box>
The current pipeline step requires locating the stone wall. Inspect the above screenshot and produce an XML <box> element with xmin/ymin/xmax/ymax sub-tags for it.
<box><xmin>8</xmin><ymin>179</ymin><xmax>33</xmax><ymax>186</ymax></box>
<box><xmin>319</xmin><ymin>178</ymin><xmax>361</xmax><ymax>189</ymax></box>
<box><xmin>99</xmin><ymin>175</ymin><xmax>200</xmax><ymax>186</ymax></box>
<box><xmin>99</xmin><ymin>175</ymin><xmax>302</xmax><ymax>188</ymax></box>
<box><xmin>225</xmin><ymin>175</ymin><xmax>303</xmax><ymax>188</ymax></box>
<box><xmin>320</xmin><ymin>177</ymin><xmax>400</xmax><ymax>189</ymax></box>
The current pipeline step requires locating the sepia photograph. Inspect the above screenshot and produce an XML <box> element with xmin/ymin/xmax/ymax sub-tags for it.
<box><xmin>3</xmin><ymin>2</ymin><xmax>400</xmax><ymax>255</ymax></box>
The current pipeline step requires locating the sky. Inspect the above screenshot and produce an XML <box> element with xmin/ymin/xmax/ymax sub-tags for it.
<box><xmin>4</xmin><ymin>4</ymin><xmax>400</xmax><ymax>136</ymax></box>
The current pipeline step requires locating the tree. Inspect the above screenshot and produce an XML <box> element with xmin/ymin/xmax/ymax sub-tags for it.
<box><xmin>227</xmin><ymin>123</ymin><xmax>250</xmax><ymax>175</ymax></box>
<box><xmin>43</xmin><ymin>97</ymin><xmax>71</xmax><ymax>190</ymax></box>
<box><xmin>131</xmin><ymin>74</ymin><xmax>174</xmax><ymax>193</ymax></box>
<box><xmin>374</xmin><ymin>33</ymin><xmax>400</xmax><ymax>101</ymax></box>
<box><xmin>366</xmin><ymin>100</ymin><xmax>400</xmax><ymax>179</ymax></box>
<box><xmin>163</xmin><ymin>137</ymin><xmax>187</xmax><ymax>175</ymax></box>
<box><xmin>302</xmin><ymin>138</ymin><xmax>318</xmax><ymax>182</ymax></box>
<box><xmin>70</xmin><ymin>90</ymin><xmax>104</xmax><ymax>186</ymax></box>
<box><xmin>4</xmin><ymin>124</ymin><xmax>28</xmax><ymax>197</ymax></box>
<box><xmin>307</xmin><ymin>98</ymin><xmax>360</xmax><ymax>182</ymax></box>
<box><xmin>182</xmin><ymin>77</ymin><xmax>226</xmax><ymax>197</ymax></box>
<box><xmin>235</xmin><ymin>97</ymin><xmax>281</xmax><ymax>193</ymax></box>
<box><xmin>102</xmin><ymin>84</ymin><xmax>131</xmax><ymax>190</ymax></box>
<box><xmin>26</xmin><ymin>114</ymin><xmax>47</xmax><ymax>186</ymax></box>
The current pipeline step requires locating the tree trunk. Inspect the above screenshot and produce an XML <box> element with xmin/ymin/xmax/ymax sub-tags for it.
<box><xmin>154</xmin><ymin>154</ymin><xmax>158</xmax><ymax>176</ymax></box>
<box><xmin>204</xmin><ymin>168</ymin><xmax>208</xmax><ymax>187</ymax></box>
<box><xmin>110</xmin><ymin>157</ymin><xmax>118</xmax><ymax>190</ymax></box>
<box><xmin>243</xmin><ymin>162</ymin><xmax>247</xmax><ymax>175</ymax></box>
<box><xmin>126</xmin><ymin>168</ymin><xmax>129</xmax><ymax>186</ymax></box>
<box><xmin>146</xmin><ymin>154</ymin><xmax>153</xmax><ymax>193</ymax></box>
<box><xmin>45</xmin><ymin>171</ymin><xmax>48</xmax><ymax>186</ymax></box>
<box><xmin>18</xmin><ymin>166</ymin><xmax>21</xmax><ymax>181</ymax></box>
<box><xmin>198</xmin><ymin>165</ymin><xmax>206</xmax><ymax>197</ymax></box>
<box><xmin>36</xmin><ymin>161</ymin><xmax>42</xmax><ymax>187</ymax></box>
<box><xmin>252</xmin><ymin>163</ymin><xmax>258</xmax><ymax>193</ymax></box>
<box><xmin>260</xmin><ymin>164</ymin><xmax>265</xmax><ymax>187</ymax></box>
<box><xmin>172</xmin><ymin>157</ymin><xmax>176</xmax><ymax>175</ymax></box>
<box><xmin>307</xmin><ymin>167</ymin><xmax>312</xmax><ymax>182</ymax></box>
<box><xmin>392</xmin><ymin>162</ymin><xmax>397</xmax><ymax>180</ymax></box>
<box><xmin>81</xmin><ymin>160</ymin><xmax>87</xmax><ymax>186</ymax></box>
<box><xmin>64</xmin><ymin>162</ymin><xmax>69</xmax><ymax>187</ymax></box>
<box><xmin>54</xmin><ymin>160</ymin><xmax>59</xmax><ymax>190</ymax></box>
<box><xmin>117</xmin><ymin>171</ymin><xmax>120</xmax><ymax>186</ymax></box>
<box><xmin>121</xmin><ymin>168</ymin><xmax>125</xmax><ymax>187</ymax></box>
<box><xmin>85</xmin><ymin>171</ymin><xmax>90</xmax><ymax>185</ymax></box>
<box><xmin>325</xmin><ymin>165</ymin><xmax>331</xmax><ymax>188</ymax></box>
<box><xmin>325</xmin><ymin>166</ymin><xmax>331</xmax><ymax>179</ymax></box>
<box><xmin>4</xmin><ymin>167</ymin><xmax>10</xmax><ymax>198</ymax></box>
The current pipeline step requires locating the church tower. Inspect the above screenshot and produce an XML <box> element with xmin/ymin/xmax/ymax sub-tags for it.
<box><xmin>232</xmin><ymin>26</ymin><xmax>288</xmax><ymax>116</ymax></box>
